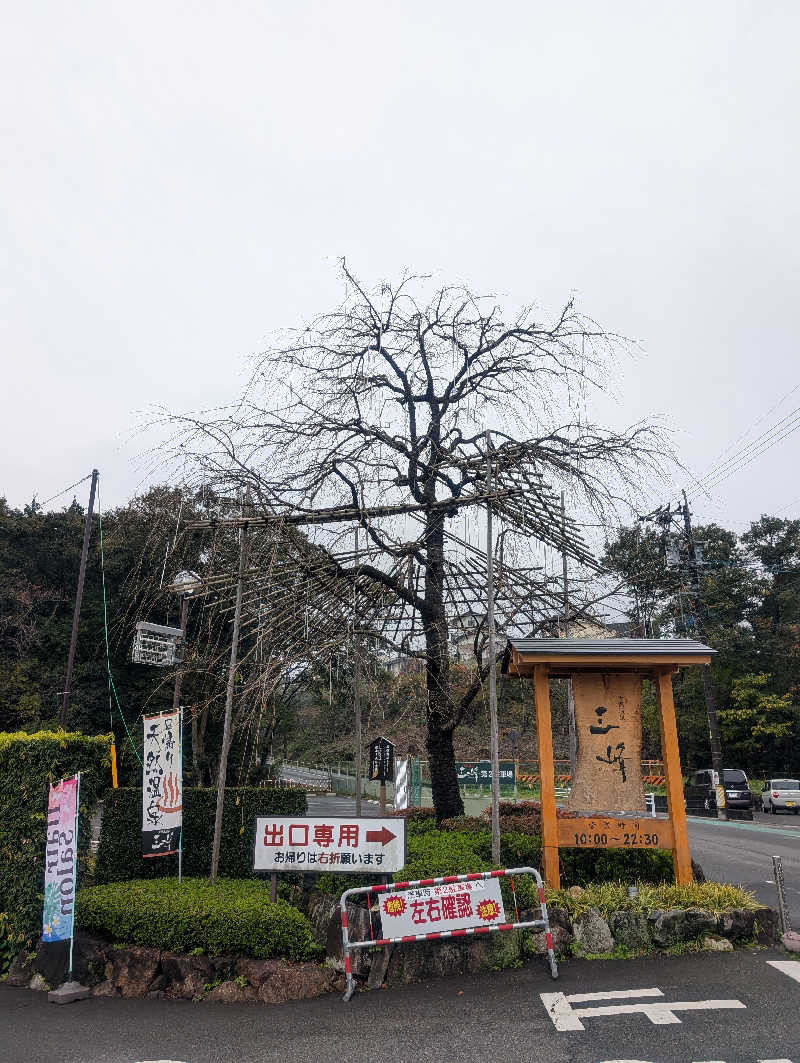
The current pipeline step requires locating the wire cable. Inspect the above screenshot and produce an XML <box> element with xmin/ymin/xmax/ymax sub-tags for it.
<box><xmin>37</xmin><ymin>473</ymin><xmax>93</xmax><ymax>510</ymax></box>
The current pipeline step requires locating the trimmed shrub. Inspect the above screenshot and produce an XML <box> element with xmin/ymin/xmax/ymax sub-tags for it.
<box><xmin>76</xmin><ymin>877</ymin><xmax>322</xmax><ymax>960</ymax></box>
<box><xmin>0</xmin><ymin>730</ymin><xmax>111</xmax><ymax>970</ymax></box>
<box><xmin>94</xmin><ymin>787</ymin><xmax>307</xmax><ymax>884</ymax></box>
<box><xmin>397</xmin><ymin>830</ymin><xmax>488</xmax><ymax>881</ymax></box>
<box><xmin>561</xmin><ymin>846</ymin><xmax>674</xmax><ymax>886</ymax></box>
<box><xmin>439</xmin><ymin>816</ymin><xmax>488</xmax><ymax>834</ymax></box>
<box><xmin>389</xmin><ymin>807</ymin><xmax>438</xmax><ymax>833</ymax></box>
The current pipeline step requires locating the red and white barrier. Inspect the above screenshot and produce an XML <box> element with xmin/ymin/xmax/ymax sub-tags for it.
<box><xmin>340</xmin><ymin>866</ymin><xmax>558</xmax><ymax>1001</ymax></box>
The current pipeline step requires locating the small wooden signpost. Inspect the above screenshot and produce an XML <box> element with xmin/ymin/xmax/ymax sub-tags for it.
<box><xmin>506</xmin><ymin>638</ymin><xmax>715</xmax><ymax>888</ymax></box>
<box><xmin>368</xmin><ymin>736</ymin><xmax>395</xmax><ymax>812</ymax></box>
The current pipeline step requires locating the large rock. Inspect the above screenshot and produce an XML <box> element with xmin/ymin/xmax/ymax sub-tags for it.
<box><xmin>385</xmin><ymin>938</ymin><xmax>483</xmax><ymax>986</ymax></box>
<box><xmin>106</xmin><ymin>946</ymin><xmax>161</xmax><ymax>998</ymax></box>
<box><xmin>753</xmin><ymin>907</ymin><xmax>779</xmax><ymax>945</ymax></box>
<box><xmin>610</xmin><ymin>910</ymin><xmax>650</xmax><ymax>952</ymax></box>
<box><xmin>649</xmin><ymin>908</ymin><xmax>717</xmax><ymax>946</ymax></box>
<box><xmin>205</xmin><ymin>980</ymin><xmax>258</xmax><ymax>1004</ymax></box>
<box><xmin>702</xmin><ymin>935</ymin><xmax>733</xmax><ymax>951</ymax></box>
<box><xmin>34</xmin><ymin>939</ymin><xmax>69</xmax><ymax>989</ymax></box>
<box><xmin>547</xmin><ymin>906</ymin><xmax>573</xmax><ymax>933</ymax></box>
<box><xmin>160</xmin><ymin>952</ymin><xmax>213</xmax><ymax>1000</ymax></box>
<box><xmin>527</xmin><ymin>924</ymin><xmax>573</xmax><ymax>957</ymax></box>
<box><xmin>5</xmin><ymin>950</ymin><xmax>35</xmax><ymax>988</ymax></box>
<box><xmin>573</xmin><ymin>908</ymin><xmax>613</xmax><ymax>954</ymax></box>
<box><xmin>90</xmin><ymin>979</ymin><xmax>118</xmax><ymax>997</ymax></box>
<box><xmin>309</xmin><ymin>893</ymin><xmax>372</xmax><ymax>979</ymax></box>
<box><xmin>717</xmin><ymin>909</ymin><xmax>757</xmax><ymax>942</ymax></box>
<box><xmin>258</xmin><ymin>963</ymin><xmax>341</xmax><ymax>1004</ymax></box>
<box><xmin>234</xmin><ymin>957</ymin><xmax>284</xmax><ymax>988</ymax></box>
<box><xmin>72</xmin><ymin>930</ymin><xmax>109</xmax><ymax>987</ymax></box>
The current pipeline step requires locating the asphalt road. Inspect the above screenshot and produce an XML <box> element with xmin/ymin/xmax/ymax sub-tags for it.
<box><xmin>688</xmin><ymin>811</ymin><xmax>800</xmax><ymax>925</ymax></box>
<box><xmin>2</xmin><ymin>949</ymin><xmax>799</xmax><ymax>1063</ymax></box>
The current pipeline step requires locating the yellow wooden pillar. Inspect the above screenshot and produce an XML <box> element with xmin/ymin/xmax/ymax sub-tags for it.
<box><xmin>534</xmin><ymin>664</ymin><xmax>560</xmax><ymax>888</ymax></box>
<box><xmin>654</xmin><ymin>668</ymin><xmax>693</xmax><ymax>885</ymax></box>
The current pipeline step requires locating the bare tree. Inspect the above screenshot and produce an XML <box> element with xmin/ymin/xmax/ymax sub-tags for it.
<box><xmin>162</xmin><ymin>265</ymin><xmax>668</xmax><ymax>820</ymax></box>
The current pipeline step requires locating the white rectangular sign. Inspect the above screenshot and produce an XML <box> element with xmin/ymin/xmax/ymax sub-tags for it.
<box><xmin>378</xmin><ymin>877</ymin><xmax>506</xmax><ymax>937</ymax></box>
<box><xmin>254</xmin><ymin>816</ymin><xmax>406</xmax><ymax>873</ymax></box>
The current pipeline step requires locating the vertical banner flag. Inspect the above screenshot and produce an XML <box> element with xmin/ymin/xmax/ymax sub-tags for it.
<box><xmin>142</xmin><ymin>710</ymin><xmax>183</xmax><ymax>857</ymax></box>
<box><xmin>42</xmin><ymin>775</ymin><xmax>79</xmax><ymax>942</ymax></box>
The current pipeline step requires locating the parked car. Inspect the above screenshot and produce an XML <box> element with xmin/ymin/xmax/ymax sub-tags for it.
<box><xmin>760</xmin><ymin>778</ymin><xmax>800</xmax><ymax>814</ymax></box>
<box><xmin>684</xmin><ymin>768</ymin><xmax>753</xmax><ymax>817</ymax></box>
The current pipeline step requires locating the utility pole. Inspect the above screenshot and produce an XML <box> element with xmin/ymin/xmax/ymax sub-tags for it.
<box><xmin>681</xmin><ymin>490</ymin><xmax>726</xmax><ymax>818</ymax></box>
<box><xmin>60</xmin><ymin>469</ymin><xmax>99</xmax><ymax>728</ymax></box>
<box><xmin>486</xmin><ymin>431</ymin><xmax>501</xmax><ymax>866</ymax></box>
<box><xmin>561</xmin><ymin>491</ymin><xmax>577</xmax><ymax>780</ymax></box>
<box><xmin>353</xmin><ymin>527</ymin><xmax>362</xmax><ymax>817</ymax></box>
<box><xmin>210</xmin><ymin>504</ymin><xmax>249</xmax><ymax>884</ymax></box>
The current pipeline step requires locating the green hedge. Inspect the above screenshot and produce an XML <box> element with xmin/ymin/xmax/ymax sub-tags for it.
<box><xmin>0</xmin><ymin>730</ymin><xmax>111</xmax><ymax>971</ymax></box>
<box><xmin>94</xmin><ymin>787</ymin><xmax>307</xmax><ymax>884</ymax></box>
<box><xmin>77</xmin><ymin>878</ymin><xmax>321</xmax><ymax>960</ymax></box>
<box><xmin>398</xmin><ymin>823</ymin><xmax>675</xmax><ymax>890</ymax></box>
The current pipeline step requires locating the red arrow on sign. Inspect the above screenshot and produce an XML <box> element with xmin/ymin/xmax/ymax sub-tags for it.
<box><xmin>365</xmin><ymin>826</ymin><xmax>396</xmax><ymax>846</ymax></box>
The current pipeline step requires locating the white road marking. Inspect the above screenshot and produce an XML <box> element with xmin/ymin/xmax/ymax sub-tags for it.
<box><xmin>767</xmin><ymin>961</ymin><xmax>800</xmax><ymax>984</ymax></box>
<box><xmin>540</xmin><ymin>988</ymin><xmax>746</xmax><ymax>1031</ymax></box>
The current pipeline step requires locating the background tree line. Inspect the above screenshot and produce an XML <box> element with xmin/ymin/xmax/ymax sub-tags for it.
<box><xmin>604</xmin><ymin>515</ymin><xmax>800</xmax><ymax>776</ymax></box>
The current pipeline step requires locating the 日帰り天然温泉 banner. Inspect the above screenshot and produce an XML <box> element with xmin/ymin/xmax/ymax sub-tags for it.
<box><xmin>142</xmin><ymin>710</ymin><xmax>183</xmax><ymax>858</ymax></box>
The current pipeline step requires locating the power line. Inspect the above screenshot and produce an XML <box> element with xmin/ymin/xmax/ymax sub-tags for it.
<box><xmin>36</xmin><ymin>472</ymin><xmax>93</xmax><ymax>510</ymax></box>
<box><xmin>696</xmin><ymin>411</ymin><xmax>800</xmax><ymax>498</ymax></box>
<box><xmin>697</xmin><ymin>381</ymin><xmax>800</xmax><ymax>481</ymax></box>
<box><xmin>691</xmin><ymin>403</ymin><xmax>800</xmax><ymax>498</ymax></box>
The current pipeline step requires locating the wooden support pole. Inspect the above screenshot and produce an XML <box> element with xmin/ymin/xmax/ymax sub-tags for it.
<box><xmin>534</xmin><ymin>664</ymin><xmax>560</xmax><ymax>889</ymax></box>
<box><xmin>654</xmin><ymin>668</ymin><xmax>693</xmax><ymax>885</ymax></box>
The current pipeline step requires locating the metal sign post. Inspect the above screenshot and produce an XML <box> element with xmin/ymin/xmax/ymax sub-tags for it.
<box><xmin>339</xmin><ymin>866</ymin><xmax>558</xmax><ymax>1001</ymax></box>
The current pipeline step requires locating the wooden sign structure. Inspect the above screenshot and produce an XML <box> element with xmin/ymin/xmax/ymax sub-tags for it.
<box><xmin>506</xmin><ymin>638</ymin><xmax>715</xmax><ymax>887</ymax></box>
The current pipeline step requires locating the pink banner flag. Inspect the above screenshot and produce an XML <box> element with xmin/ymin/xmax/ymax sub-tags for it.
<box><xmin>42</xmin><ymin>775</ymin><xmax>79</xmax><ymax>943</ymax></box>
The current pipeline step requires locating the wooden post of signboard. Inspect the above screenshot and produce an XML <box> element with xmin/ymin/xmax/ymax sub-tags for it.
<box><xmin>654</xmin><ymin>668</ymin><xmax>693</xmax><ymax>885</ymax></box>
<box><xmin>534</xmin><ymin>664</ymin><xmax>560</xmax><ymax>889</ymax></box>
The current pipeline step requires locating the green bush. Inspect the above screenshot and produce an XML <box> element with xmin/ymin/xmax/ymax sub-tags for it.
<box><xmin>396</xmin><ymin>830</ymin><xmax>489</xmax><ymax>881</ymax></box>
<box><xmin>0</xmin><ymin>730</ymin><xmax>111</xmax><ymax>971</ymax></box>
<box><xmin>390</xmin><ymin>807</ymin><xmax>438</xmax><ymax>833</ymax></box>
<box><xmin>76</xmin><ymin>878</ymin><xmax>322</xmax><ymax>960</ymax></box>
<box><xmin>561</xmin><ymin>846</ymin><xmax>674</xmax><ymax>886</ymax></box>
<box><xmin>94</xmin><ymin>787</ymin><xmax>307</xmax><ymax>883</ymax></box>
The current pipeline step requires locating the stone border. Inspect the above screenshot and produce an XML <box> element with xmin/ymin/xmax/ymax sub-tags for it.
<box><xmin>2</xmin><ymin>898</ymin><xmax>780</xmax><ymax>1003</ymax></box>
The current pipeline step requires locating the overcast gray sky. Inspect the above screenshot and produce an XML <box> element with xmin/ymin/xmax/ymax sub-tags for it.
<box><xmin>2</xmin><ymin>2</ymin><xmax>798</xmax><ymax>532</ymax></box>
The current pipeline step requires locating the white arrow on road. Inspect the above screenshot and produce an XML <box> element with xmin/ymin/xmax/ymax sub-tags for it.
<box><xmin>541</xmin><ymin>987</ymin><xmax>746</xmax><ymax>1031</ymax></box>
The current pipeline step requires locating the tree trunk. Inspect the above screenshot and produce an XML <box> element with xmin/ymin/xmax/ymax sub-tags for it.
<box><xmin>423</xmin><ymin>510</ymin><xmax>464</xmax><ymax>822</ymax></box>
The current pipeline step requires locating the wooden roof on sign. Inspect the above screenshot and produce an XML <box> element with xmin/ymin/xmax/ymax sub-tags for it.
<box><xmin>505</xmin><ymin>637</ymin><xmax>714</xmax><ymax>676</ymax></box>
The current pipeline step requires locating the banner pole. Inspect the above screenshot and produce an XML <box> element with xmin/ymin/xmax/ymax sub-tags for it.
<box><xmin>68</xmin><ymin>771</ymin><xmax>81</xmax><ymax>982</ymax></box>
<box><xmin>178</xmin><ymin>707</ymin><xmax>183</xmax><ymax>885</ymax></box>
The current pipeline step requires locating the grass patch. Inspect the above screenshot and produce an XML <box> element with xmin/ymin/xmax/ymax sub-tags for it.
<box><xmin>548</xmin><ymin>880</ymin><xmax>760</xmax><ymax>918</ymax></box>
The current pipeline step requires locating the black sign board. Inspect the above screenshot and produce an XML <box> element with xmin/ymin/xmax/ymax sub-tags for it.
<box><xmin>455</xmin><ymin>761</ymin><xmax>516</xmax><ymax>785</ymax></box>
<box><xmin>369</xmin><ymin>736</ymin><xmax>395</xmax><ymax>783</ymax></box>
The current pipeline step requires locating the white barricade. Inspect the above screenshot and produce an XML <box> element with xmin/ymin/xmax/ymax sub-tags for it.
<box><xmin>339</xmin><ymin>865</ymin><xmax>558</xmax><ymax>1001</ymax></box>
